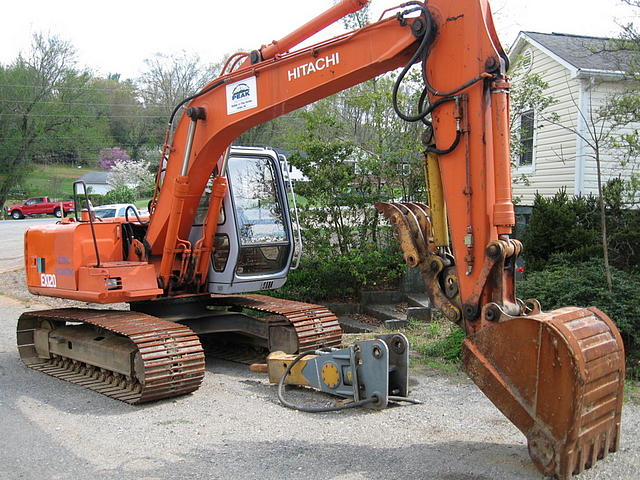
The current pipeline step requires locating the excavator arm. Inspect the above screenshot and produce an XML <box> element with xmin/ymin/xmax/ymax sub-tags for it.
<box><xmin>144</xmin><ymin>1</ymin><xmax>424</xmax><ymax>288</ymax></box>
<box><xmin>372</xmin><ymin>2</ymin><xmax>625</xmax><ymax>479</ymax></box>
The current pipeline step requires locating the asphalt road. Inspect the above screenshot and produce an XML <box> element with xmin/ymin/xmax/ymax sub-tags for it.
<box><xmin>1</xmin><ymin>295</ymin><xmax>639</xmax><ymax>479</ymax></box>
<box><xmin>0</xmin><ymin>217</ymin><xmax>56</xmax><ymax>273</ymax></box>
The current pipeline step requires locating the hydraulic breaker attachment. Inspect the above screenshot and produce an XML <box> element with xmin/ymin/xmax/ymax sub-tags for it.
<box><xmin>266</xmin><ymin>334</ymin><xmax>412</xmax><ymax>411</ymax></box>
<box><xmin>463</xmin><ymin>306</ymin><xmax>625</xmax><ymax>479</ymax></box>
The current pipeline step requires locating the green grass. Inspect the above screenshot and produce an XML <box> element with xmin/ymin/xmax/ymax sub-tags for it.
<box><xmin>287</xmin><ymin>192</ymin><xmax>308</xmax><ymax>208</ymax></box>
<box><xmin>21</xmin><ymin>164</ymin><xmax>104</xmax><ymax>199</ymax></box>
<box><xmin>402</xmin><ymin>315</ymin><xmax>464</xmax><ymax>365</ymax></box>
<box><xmin>343</xmin><ymin>314</ymin><xmax>466</xmax><ymax>374</ymax></box>
<box><xmin>135</xmin><ymin>198</ymin><xmax>151</xmax><ymax>209</ymax></box>
<box><xmin>625</xmin><ymin>380</ymin><xmax>640</xmax><ymax>404</ymax></box>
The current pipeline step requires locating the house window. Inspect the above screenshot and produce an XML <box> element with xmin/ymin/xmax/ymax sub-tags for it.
<box><xmin>518</xmin><ymin>109</ymin><xmax>535</xmax><ymax>167</ymax></box>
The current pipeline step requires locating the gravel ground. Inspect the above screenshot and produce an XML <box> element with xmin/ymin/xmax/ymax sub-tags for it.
<box><xmin>0</xmin><ymin>271</ymin><xmax>638</xmax><ymax>480</ymax></box>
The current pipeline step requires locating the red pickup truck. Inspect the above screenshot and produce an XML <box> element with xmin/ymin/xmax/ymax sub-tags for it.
<box><xmin>6</xmin><ymin>196</ymin><xmax>75</xmax><ymax>219</ymax></box>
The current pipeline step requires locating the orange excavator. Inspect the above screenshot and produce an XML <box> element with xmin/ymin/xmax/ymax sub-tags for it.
<box><xmin>16</xmin><ymin>1</ymin><xmax>625</xmax><ymax>478</ymax></box>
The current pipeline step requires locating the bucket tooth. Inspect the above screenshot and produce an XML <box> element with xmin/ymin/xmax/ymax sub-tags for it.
<box><xmin>462</xmin><ymin>306</ymin><xmax>624</xmax><ymax>479</ymax></box>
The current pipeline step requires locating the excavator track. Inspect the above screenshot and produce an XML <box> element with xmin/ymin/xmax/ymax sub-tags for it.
<box><xmin>209</xmin><ymin>294</ymin><xmax>343</xmax><ymax>352</ymax></box>
<box><xmin>17</xmin><ymin>308</ymin><xmax>205</xmax><ymax>404</ymax></box>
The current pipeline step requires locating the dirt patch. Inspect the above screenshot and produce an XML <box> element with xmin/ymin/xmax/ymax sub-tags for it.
<box><xmin>349</xmin><ymin>313</ymin><xmax>383</xmax><ymax>326</ymax></box>
<box><xmin>394</xmin><ymin>301</ymin><xmax>409</xmax><ymax>313</ymax></box>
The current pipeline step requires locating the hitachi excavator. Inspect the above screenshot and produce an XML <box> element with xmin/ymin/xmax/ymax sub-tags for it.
<box><xmin>16</xmin><ymin>1</ymin><xmax>625</xmax><ymax>478</ymax></box>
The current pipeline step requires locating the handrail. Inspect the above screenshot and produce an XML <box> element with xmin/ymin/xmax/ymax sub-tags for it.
<box><xmin>72</xmin><ymin>180</ymin><xmax>101</xmax><ymax>267</ymax></box>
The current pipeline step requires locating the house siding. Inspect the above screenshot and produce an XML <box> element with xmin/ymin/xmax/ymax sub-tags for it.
<box><xmin>86</xmin><ymin>183</ymin><xmax>111</xmax><ymax>195</ymax></box>
<box><xmin>512</xmin><ymin>43</ymin><xmax>580</xmax><ymax>205</ymax></box>
<box><xmin>510</xmin><ymin>34</ymin><xmax>640</xmax><ymax>206</ymax></box>
<box><xmin>579</xmin><ymin>79</ymin><xmax>639</xmax><ymax>197</ymax></box>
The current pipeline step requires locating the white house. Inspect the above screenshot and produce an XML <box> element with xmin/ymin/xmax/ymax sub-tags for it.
<box><xmin>508</xmin><ymin>32</ymin><xmax>638</xmax><ymax>207</ymax></box>
<box><xmin>77</xmin><ymin>171</ymin><xmax>112</xmax><ymax>195</ymax></box>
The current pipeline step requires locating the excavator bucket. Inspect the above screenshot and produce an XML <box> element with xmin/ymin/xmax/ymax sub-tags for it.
<box><xmin>463</xmin><ymin>306</ymin><xmax>624</xmax><ymax>479</ymax></box>
<box><xmin>376</xmin><ymin>201</ymin><xmax>626</xmax><ymax>479</ymax></box>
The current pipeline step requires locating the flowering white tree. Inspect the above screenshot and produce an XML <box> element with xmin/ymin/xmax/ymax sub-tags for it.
<box><xmin>107</xmin><ymin>159</ymin><xmax>155</xmax><ymax>195</ymax></box>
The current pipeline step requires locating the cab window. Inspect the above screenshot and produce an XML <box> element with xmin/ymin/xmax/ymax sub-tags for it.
<box><xmin>227</xmin><ymin>156</ymin><xmax>287</xmax><ymax>246</ymax></box>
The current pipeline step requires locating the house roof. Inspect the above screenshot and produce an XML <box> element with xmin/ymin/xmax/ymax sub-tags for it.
<box><xmin>511</xmin><ymin>31</ymin><xmax>635</xmax><ymax>76</ymax></box>
<box><xmin>78</xmin><ymin>171</ymin><xmax>108</xmax><ymax>184</ymax></box>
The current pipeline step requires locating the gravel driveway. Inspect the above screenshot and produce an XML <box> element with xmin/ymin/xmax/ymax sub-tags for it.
<box><xmin>0</xmin><ymin>272</ymin><xmax>638</xmax><ymax>480</ymax></box>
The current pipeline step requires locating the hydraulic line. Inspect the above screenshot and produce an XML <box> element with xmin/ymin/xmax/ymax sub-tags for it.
<box><xmin>391</xmin><ymin>2</ymin><xmax>489</xmax><ymax>134</ymax></box>
<box><xmin>424</xmin><ymin>125</ymin><xmax>461</xmax><ymax>155</ymax></box>
<box><xmin>391</xmin><ymin>4</ymin><xmax>435</xmax><ymax>123</ymax></box>
<box><xmin>168</xmin><ymin>78</ymin><xmax>228</xmax><ymax>126</ymax></box>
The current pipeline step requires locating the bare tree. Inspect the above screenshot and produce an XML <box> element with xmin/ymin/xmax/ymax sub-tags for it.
<box><xmin>0</xmin><ymin>33</ymin><xmax>93</xmax><ymax>209</ymax></box>
<box><xmin>137</xmin><ymin>51</ymin><xmax>217</xmax><ymax>118</ymax></box>
<box><xmin>540</xmin><ymin>81</ymin><xmax>620</xmax><ymax>290</ymax></box>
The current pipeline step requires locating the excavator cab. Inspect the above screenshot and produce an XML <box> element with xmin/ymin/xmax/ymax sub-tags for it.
<box><xmin>191</xmin><ymin>147</ymin><xmax>299</xmax><ymax>294</ymax></box>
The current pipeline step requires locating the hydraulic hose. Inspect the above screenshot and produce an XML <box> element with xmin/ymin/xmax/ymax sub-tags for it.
<box><xmin>424</xmin><ymin>126</ymin><xmax>462</xmax><ymax>155</ymax></box>
<box><xmin>168</xmin><ymin>78</ymin><xmax>228</xmax><ymax>126</ymax></box>
<box><xmin>391</xmin><ymin>1</ymin><xmax>491</xmax><ymax>148</ymax></box>
<box><xmin>391</xmin><ymin>4</ymin><xmax>435</xmax><ymax>123</ymax></box>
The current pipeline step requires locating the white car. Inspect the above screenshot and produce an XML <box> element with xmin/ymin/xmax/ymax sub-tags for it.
<box><xmin>92</xmin><ymin>203</ymin><xmax>141</xmax><ymax>220</ymax></box>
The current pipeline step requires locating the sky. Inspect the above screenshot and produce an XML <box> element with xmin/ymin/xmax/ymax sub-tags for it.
<box><xmin>1</xmin><ymin>0</ymin><xmax>638</xmax><ymax>80</ymax></box>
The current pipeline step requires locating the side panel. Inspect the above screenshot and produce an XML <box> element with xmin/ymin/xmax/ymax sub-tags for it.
<box><xmin>25</xmin><ymin>222</ymin><xmax>124</xmax><ymax>293</ymax></box>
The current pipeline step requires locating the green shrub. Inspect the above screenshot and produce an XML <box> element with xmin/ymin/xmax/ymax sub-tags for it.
<box><xmin>518</xmin><ymin>258</ymin><xmax>640</xmax><ymax>363</ymax></box>
<box><xmin>273</xmin><ymin>246</ymin><xmax>405</xmax><ymax>302</ymax></box>
<box><xmin>103</xmin><ymin>185</ymin><xmax>136</xmax><ymax>204</ymax></box>
<box><xmin>87</xmin><ymin>194</ymin><xmax>104</xmax><ymax>207</ymax></box>
<box><xmin>604</xmin><ymin>179</ymin><xmax>640</xmax><ymax>272</ymax></box>
<box><xmin>523</xmin><ymin>190</ymin><xmax>600</xmax><ymax>272</ymax></box>
<box><xmin>522</xmin><ymin>184</ymin><xmax>640</xmax><ymax>273</ymax></box>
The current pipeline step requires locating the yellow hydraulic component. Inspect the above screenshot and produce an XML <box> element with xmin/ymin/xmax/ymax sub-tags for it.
<box><xmin>424</xmin><ymin>152</ymin><xmax>449</xmax><ymax>247</ymax></box>
<box><xmin>321</xmin><ymin>362</ymin><xmax>341</xmax><ymax>389</ymax></box>
<box><xmin>267</xmin><ymin>351</ymin><xmax>312</xmax><ymax>386</ymax></box>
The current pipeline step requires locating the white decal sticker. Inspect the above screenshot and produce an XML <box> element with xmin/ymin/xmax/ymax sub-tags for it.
<box><xmin>287</xmin><ymin>52</ymin><xmax>340</xmax><ymax>81</ymax></box>
<box><xmin>226</xmin><ymin>76</ymin><xmax>258</xmax><ymax>115</ymax></box>
<box><xmin>40</xmin><ymin>273</ymin><xmax>57</xmax><ymax>288</ymax></box>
